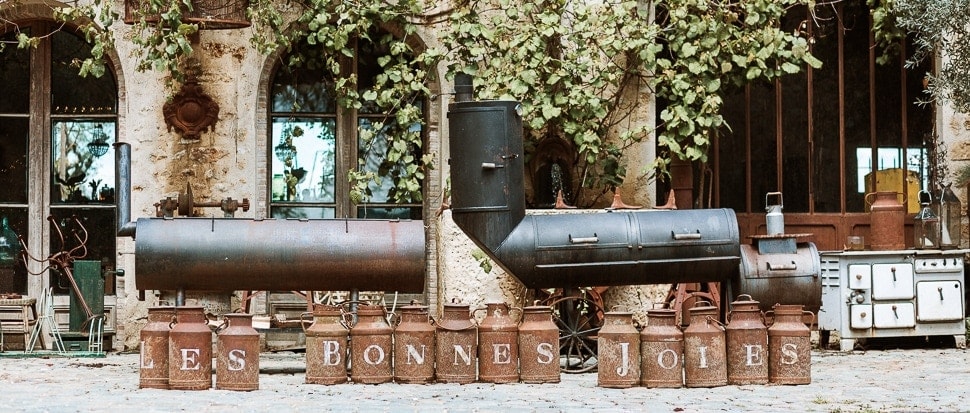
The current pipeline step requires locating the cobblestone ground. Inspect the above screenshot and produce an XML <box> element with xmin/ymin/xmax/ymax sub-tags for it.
<box><xmin>0</xmin><ymin>344</ymin><xmax>967</xmax><ymax>412</ymax></box>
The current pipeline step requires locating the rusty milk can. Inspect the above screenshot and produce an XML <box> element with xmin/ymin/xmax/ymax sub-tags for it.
<box><xmin>517</xmin><ymin>304</ymin><xmax>560</xmax><ymax>384</ymax></box>
<box><xmin>168</xmin><ymin>306</ymin><xmax>213</xmax><ymax>390</ymax></box>
<box><xmin>725</xmin><ymin>294</ymin><xmax>768</xmax><ymax>385</ymax></box>
<box><xmin>866</xmin><ymin>191</ymin><xmax>905</xmax><ymax>250</ymax></box>
<box><xmin>350</xmin><ymin>304</ymin><xmax>394</xmax><ymax>384</ymax></box>
<box><xmin>640</xmin><ymin>308</ymin><xmax>683</xmax><ymax>388</ymax></box>
<box><xmin>304</xmin><ymin>304</ymin><xmax>349</xmax><ymax>385</ymax></box>
<box><xmin>683</xmin><ymin>301</ymin><xmax>727</xmax><ymax>388</ymax></box>
<box><xmin>477</xmin><ymin>302</ymin><xmax>521</xmax><ymax>384</ymax></box>
<box><xmin>767</xmin><ymin>304</ymin><xmax>812</xmax><ymax>385</ymax></box>
<box><xmin>597</xmin><ymin>309</ymin><xmax>640</xmax><ymax>388</ymax></box>
<box><xmin>139</xmin><ymin>306</ymin><xmax>174</xmax><ymax>389</ymax></box>
<box><xmin>215</xmin><ymin>313</ymin><xmax>260</xmax><ymax>391</ymax></box>
<box><xmin>435</xmin><ymin>300</ymin><xmax>478</xmax><ymax>384</ymax></box>
<box><xmin>392</xmin><ymin>303</ymin><xmax>436</xmax><ymax>384</ymax></box>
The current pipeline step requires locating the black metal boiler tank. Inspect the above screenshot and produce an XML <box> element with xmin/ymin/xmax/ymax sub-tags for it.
<box><xmin>447</xmin><ymin>83</ymin><xmax>740</xmax><ymax>289</ymax></box>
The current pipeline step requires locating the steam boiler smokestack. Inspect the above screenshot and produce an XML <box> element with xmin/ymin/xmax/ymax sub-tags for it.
<box><xmin>454</xmin><ymin>73</ymin><xmax>475</xmax><ymax>103</ymax></box>
<box><xmin>114</xmin><ymin>142</ymin><xmax>136</xmax><ymax>238</ymax></box>
<box><xmin>448</xmin><ymin>95</ymin><xmax>741</xmax><ymax>289</ymax></box>
<box><xmin>448</xmin><ymin>99</ymin><xmax>526</xmax><ymax>253</ymax></box>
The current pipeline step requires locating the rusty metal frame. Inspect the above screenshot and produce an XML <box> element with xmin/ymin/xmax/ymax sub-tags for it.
<box><xmin>723</xmin><ymin>4</ymin><xmax>923</xmax><ymax>251</ymax></box>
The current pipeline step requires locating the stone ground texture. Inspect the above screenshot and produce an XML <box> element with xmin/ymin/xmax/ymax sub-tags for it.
<box><xmin>0</xmin><ymin>345</ymin><xmax>966</xmax><ymax>412</ymax></box>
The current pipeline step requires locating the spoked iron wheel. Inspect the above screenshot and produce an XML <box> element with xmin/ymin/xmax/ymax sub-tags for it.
<box><xmin>541</xmin><ymin>288</ymin><xmax>606</xmax><ymax>373</ymax></box>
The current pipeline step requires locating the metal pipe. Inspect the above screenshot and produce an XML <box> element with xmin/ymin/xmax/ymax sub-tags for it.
<box><xmin>454</xmin><ymin>73</ymin><xmax>474</xmax><ymax>103</ymax></box>
<box><xmin>114</xmin><ymin>142</ymin><xmax>137</xmax><ymax>237</ymax></box>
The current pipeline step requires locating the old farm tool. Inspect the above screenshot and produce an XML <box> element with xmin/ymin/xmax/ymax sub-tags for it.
<box><xmin>538</xmin><ymin>287</ymin><xmax>606</xmax><ymax>373</ymax></box>
<box><xmin>21</xmin><ymin>216</ymin><xmax>100</xmax><ymax>332</ymax></box>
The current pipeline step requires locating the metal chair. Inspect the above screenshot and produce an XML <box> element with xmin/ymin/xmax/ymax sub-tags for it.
<box><xmin>27</xmin><ymin>288</ymin><xmax>65</xmax><ymax>354</ymax></box>
<box><xmin>87</xmin><ymin>314</ymin><xmax>104</xmax><ymax>354</ymax></box>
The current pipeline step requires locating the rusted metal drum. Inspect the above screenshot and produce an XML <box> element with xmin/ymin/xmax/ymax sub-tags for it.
<box><xmin>597</xmin><ymin>310</ymin><xmax>640</xmax><ymax>388</ymax></box>
<box><xmin>725</xmin><ymin>295</ymin><xmax>768</xmax><ymax>385</ymax></box>
<box><xmin>435</xmin><ymin>300</ymin><xmax>478</xmax><ymax>384</ymax></box>
<box><xmin>683</xmin><ymin>301</ymin><xmax>727</xmax><ymax>388</ymax></box>
<box><xmin>168</xmin><ymin>306</ymin><xmax>213</xmax><ymax>390</ymax></box>
<box><xmin>139</xmin><ymin>306</ymin><xmax>174</xmax><ymax>389</ymax></box>
<box><xmin>478</xmin><ymin>302</ymin><xmax>520</xmax><ymax>384</ymax></box>
<box><xmin>866</xmin><ymin>191</ymin><xmax>905</xmax><ymax>250</ymax></box>
<box><xmin>304</xmin><ymin>304</ymin><xmax>349</xmax><ymax>385</ymax></box>
<box><xmin>392</xmin><ymin>304</ymin><xmax>436</xmax><ymax>384</ymax></box>
<box><xmin>215</xmin><ymin>313</ymin><xmax>260</xmax><ymax>391</ymax></box>
<box><xmin>517</xmin><ymin>305</ymin><xmax>560</xmax><ymax>384</ymax></box>
<box><xmin>349</xmin><ymin>304</ymin><xmax>393</xmax><ymax>384</ymax></box>
<box><xmin>768</xmin><ymin>304</ymin><xmax>812</xmax><ymax>385</ymax></box>
<box><xmin>640</xmin><ymin>308</ymin><xmax>683</xmax><ymax>388</ymax></box>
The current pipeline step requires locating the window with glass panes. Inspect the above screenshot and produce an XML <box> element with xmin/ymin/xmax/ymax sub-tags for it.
<box><xmin>268</xmin><ymin>37</ymin><xmax>424</xmax><ymax>220</ymax></box>
<box><xmin>0</xmin><ymin>23</ymin><xmax>118</xmax><ymax>295</ymax></box>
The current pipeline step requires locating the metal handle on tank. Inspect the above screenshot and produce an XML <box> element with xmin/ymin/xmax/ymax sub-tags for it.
<box><xmin>766</xmin><ymin>261</ymin><xmax>797</xmax><ymax>271</ymax></box>
<box><xmin>672</xmin><ymin>230</ymin><xmax>702</xmax><ymax>240</ymax></box>
<box><xmin>569</xmin><ymin>234</ymin><xmax>599</xmax><ymax>244</ymax></box>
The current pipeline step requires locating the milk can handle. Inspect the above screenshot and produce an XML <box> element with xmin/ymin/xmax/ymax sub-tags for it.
<box><xmin>300</xmin><ymin>311</ymin><xmax>312</xmax><ymax>333</ymax></box>
<box><xmin>803</xmin><ymin>310</ymin><xmax>816</xmax><ymax>327</ymax></box>
<box><xmin>168</xmin><ymin>314</ymin><xmax>178</xmax><ymax>329</ymax></box>
<box><xmin>765</xmin><ymin>192</ymin><xmax>783</xmax><ymax>209</ymax></box>
<box><xmin>765</xmin><ymin>310</ymin><xmax>774</xmax><ymax>326</ymax></box>
<box><xmin>213</xmin><ymin>317</ymin><xmax>229</xmax><ymax>334</ymax></box>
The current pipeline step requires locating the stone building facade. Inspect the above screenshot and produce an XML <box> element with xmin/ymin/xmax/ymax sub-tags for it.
<box><xmin>1</xmin><ymin>0</ymin><xmax>966</xmax><ymax>351</ymax></box>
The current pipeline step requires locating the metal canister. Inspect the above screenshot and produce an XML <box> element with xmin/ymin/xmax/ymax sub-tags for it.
<box><xmin>866</xmin><ymin>191</ymin><xmax>905</xmax><ymax>250</ymax></box>
<box><xmin>640</xmin><ymin>308</ymin><xmax>683</xmax><ymax>388</ymax></box>
<box><xmin>477</xmin><ymin>302</ymin><xmax>520</xmax><ymax>383</ymax></box>
<box><xmin>349</xmin><ymin>304</ymin><xmax>393</xmax><ymax>384</ymax></box>
<box><xmin>392</xmin><ymin>303</ymin><xmax>436</xmax><ymax>384</ymax></box>
<box><xmin>597</xmin><ymin>310</ymin><xmax>640</xmax><ymax>388</ymax></box>
<box><xmin>215</xmin><ymin>313</ymin><xmax>260</xmax><ymax>391</ymax></box>
<box><xmin>517</xmin><ymin>305</ymin><xmax>560</xmax><ymax>384</ymax></box>
<box><xmin>435</xmin><ymin>300</ymin><xmax>478</xmax><ymax>384</ymax></box>
<box><xmin>683</xmin><ymin>301</ymin><xmax>727</xmax><ymax>388</ymax></box>
<box><xmin>168</xmin><ymin>306</ymin><xmax>213</xmax><ymax>390</ymax></box>
<box><xmin>725</xmin><ymin>294</ymin><xmax>768</xmax><ymax>385</ymax></box>
<box><xmin>139</xmin><ymin>306</ymin><xmax>174</xmax><ymax>389</ymax></box>
<box><xmin>304</xmin><ymin>304</ymin><xmax>349</xmax><ymax>385</ymax></box>
<box><xmin>767</xmin><ymin>304</ymin><xmax>812</xmax><ymax>385</ymax></box>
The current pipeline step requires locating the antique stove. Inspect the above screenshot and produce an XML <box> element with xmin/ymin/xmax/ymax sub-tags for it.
<box><xmin>818</xmin><ymin>249</ymin><xmax>967</xmax><ymax>351</ymax></box>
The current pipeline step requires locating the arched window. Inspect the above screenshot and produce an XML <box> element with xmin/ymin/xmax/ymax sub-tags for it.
<box><xmin>0</xmin><ymin>22</ymin><xmax>118</xmax><ymax>296</ymax></box>
<box><xmin>267</xmin><ymin>35</ymin><xmax>425</xmax><ymax>220</ymax></box>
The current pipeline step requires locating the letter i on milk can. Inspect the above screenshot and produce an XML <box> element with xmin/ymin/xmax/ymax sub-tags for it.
<box><xmin>216</xmin><ymin>313</ymin><xmax>260</xmax><ymax>391</ymax></box>
<box><xmin>168</xmin><ymin>306</ymin><xmax>213</xmax><ymax>390</ymax></box>
<box><xmin>683</xmin><ymin>301</ymin><xmax>727</xmax><ymax>388</ymax></box>
<box><xmin>518</xmin><ymin>304</ymin><xmax>560</xmax><ymax>384</ymax></box>
<box><xmin>349</xmin><ymin>304</ymin><xmax>394</xmax><ymax>384</ymax></box>
<box><xmin>139</xmin><ymin>306</ymin><xmax>174</xmax><ymax>389</ymax></box>
<box><xmin>597</xmin><ymin>309</ymin><xmax>640</xmax><ymax>388</ymax></box>
<box><xmin>477</xmin><ymin>302</ymin><xmax>521</xmax><ymax>384</ymax></box>
<box><xmin>767</xmin><ymin>304</ymin><xmax>812</xmax><ymax>385</ymax></box>
<box><xmin>304</xmin><ymin>304</ymin><xmax>349</xmax><ymax>385</ymax></box>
